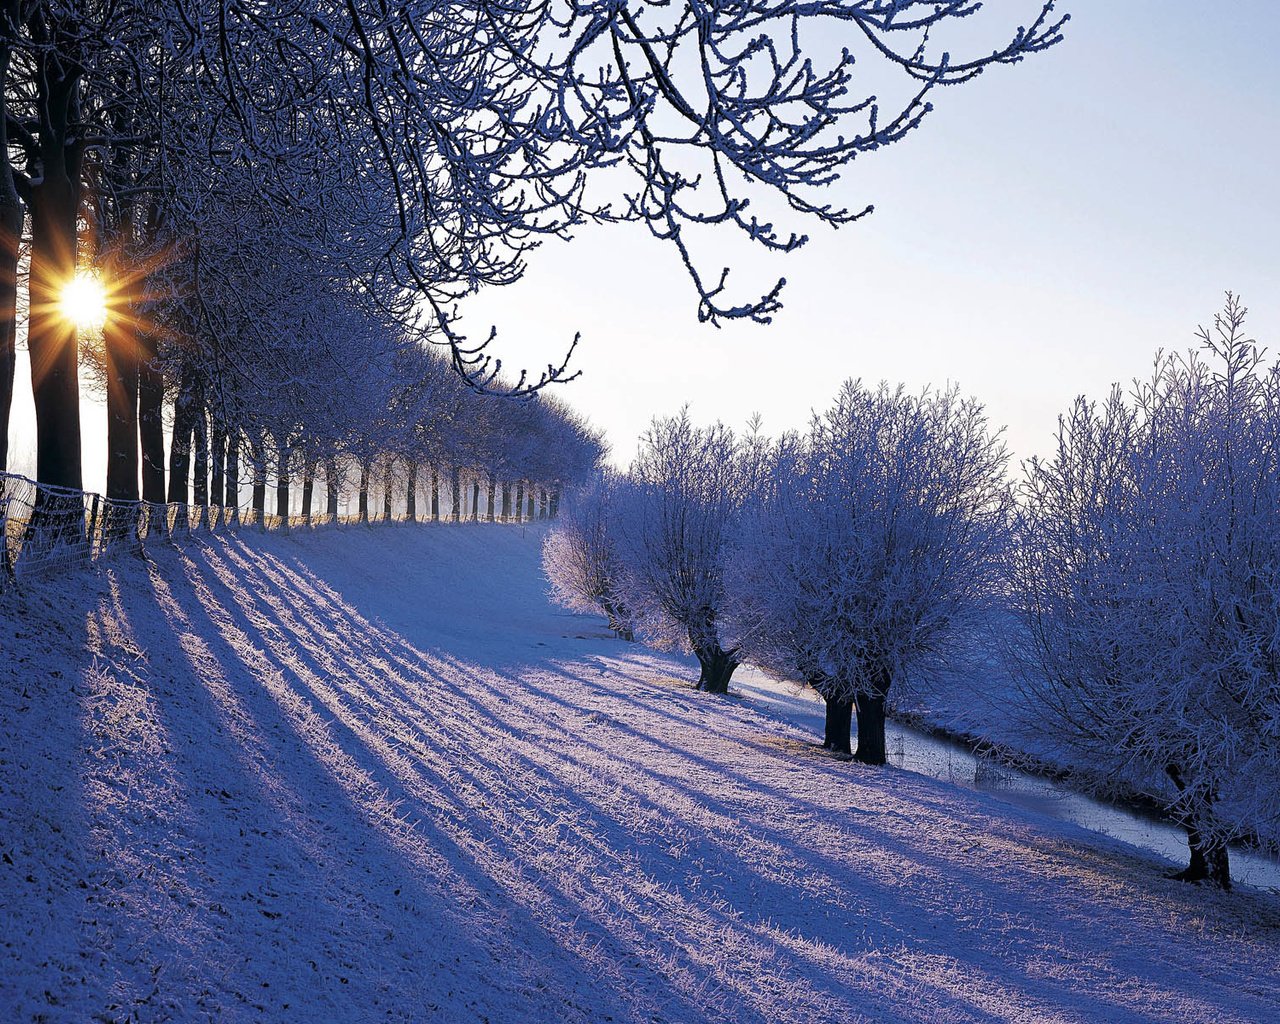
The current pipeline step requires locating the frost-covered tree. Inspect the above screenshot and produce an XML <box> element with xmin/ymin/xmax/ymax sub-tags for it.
<box><xmin>734</xmin><ymin>381</ymin><xmax>1011</xmax><ymax>762</ymax></box>
<box><xmin>1</xmin><ymin>1</ymin><xmax>1066</xmax><ymax>492</ymax></box>
<box><xmin>537</xmin><ymin>0</ymin><xmax>1067</xmax><ymax>330</ymax></box>
<box><xmin>1012</xmin><ymin>295</ymin><xmax>1280</xmax><ymax>888</ymax></box>
<box><xmin>729</xmin><ymin>432</ymin><xmax>855</xmax><ymax>746</ymax></box>
<box><xmin>544</xmin><ymin>471</ymin><xmax>634</xmax><ymax>640</ymax></box>
<box><xmin>614</xmin><ymin>411</ymin><xmax>752</xmax><ymax>692</ymax></box>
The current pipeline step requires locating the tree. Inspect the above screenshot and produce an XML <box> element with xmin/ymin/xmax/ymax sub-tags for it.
<box><xmin>734</xmin><ymin>381</ymin><xmax>1011</xmax><ymax>762</ymax></box>
<box><xmin>1</xmin><ymin>0</ymin><xmax>1066</xmax><ymax>506</ymax></box>
<box><xmin>544</xmin><ymin>471</ymin><xmax>635</xmax><ymax>640</ymax></box>
<box><xmin>729</xmin><ymin>431</ymin><xmax>856</xmax><ymax>749</ymax></box>
<box><xmin>538</xmin><ymin>0</ymin><xmax>1067</xmax><ymax>330</ymax></box>
<box><xmin>0</xmin><ymin>0</ymin><xmax>21</xmax><ymax>476</ymax></box>
<box><xmin>615</xmin><ymin>411</ymin><xmax>751</xmax><ymax>693</ymax></box>
<box><xmin>1012</xmin><ymin>295</ymin><xmax>1280</xmax><ymax>888</ymax></box>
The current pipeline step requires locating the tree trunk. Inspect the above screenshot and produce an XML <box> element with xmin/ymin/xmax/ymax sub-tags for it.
<box><xmin>191</xmin><ymin>394</ymin><xmax>208</xmax><ymax>525</ymax></box>
<box><xmin>358</xmin><ymin>461</ymin><xmax>370</xmax><ymax>524</ymax></box>
<box><xmin>1175</xmin><ymin>820</ymin><xmax>1232</xmax><ymax>889</ymax></box>
<box><xmin>225</xmin><ymin>429</ymin><xmax>240</xmax><ymax>521</ymax></box>
<box><xmin>695</xmin><ymin>645</ymin><xmax>737</xmax><ymax>694</ymax></box>
<box><xmin>549</xmin><ymin>486</ymin><xmax>560</xmax><ymax>520</ymax></box>
<box><xmin>167</xmin><ymin>369</ymin><xmax>194</xmax><ymax>504</ymax></box>
<box><xmin>382</xmin><ymin>457</ymin><xmax>393</xmax><ymax>521</ymax></box>
<box><xmin>430</xmin><ymin>467</ymin><xmax>439</xmax><ymax>521</ymax></box>
<box><xmin>406</xmin><ymin>463</ymin><xmax>417</xmax><ymax>522</ymax></box>
<box><xmin>250</xmin><ymin>437</ymin><xmax>266</xmax><ymax>527</ymax></box>
<box><xmin>853</xmin><ymin>691</ymin><xmax>888</xmax><ymax>766</ymax></box>
<box><xmin>501</xmin><ymin>482</ymin><xmax>511</xmax><ymax>522</ymax></box>
<box><xmin>167</xmin><ymin>366</ymin><xmax>195</xmax><ymax>529</ymax></box>
<box><xmin>103</xmin><ymin>311</ymin><xmax>140</xmax><ymax>503</ymax></box>
<box><xmin>101</xmin><ymin>296</ymin><xmax>140</xmax><ymax>544</ymax></box>
<box><xmin>539</xmin><ymin>488</ymin><xmax>547</xmax><ymax>519</ymax></box>
<box><xmin>138</xmin><ymin>332</ymin><xmax>166</xmax><ymax>506</ymax></box>
<box><xmin>301</xmin><ymin>460</ymin><xmax>314</xmax><ymax>524</ymax></box>
<box><xmin>514</xmin><ymin>481</ymin><xmax>524</xmax><ymax>523</ymax></box>
<box><xmin>325</xmin><ymin>458</ymin><xmax>339</xmax><ymax>521</ymax></box>
<box><xmin>601</xmin><ymin>597</ymin><xmax>634</xmax><ymax>642</ymax></box>
<box><xmin>275</xmin><ymin>439</ymin><xmax>290</xmax><ymax>525</ymax></box>
<box><xmin>823</xmin><ymin>695</ymin><xmax>853</xmax><ymax>756</ymax></box>
<box><xmin>1166</xmin><ymin>766</ymin><xmax>1232</xmax><ymax>889</ymax></box>
<box><xmin>26</xmin><ymin>63</ymin><xmax>82</xmax><ymax>494</ymax></box>
<box><xmin>526</xmin><ymin>487</ymin><xmax>534</xmax><ymax>521</ymax></box>
<box><xmin>19</xmin><ymin>51</ymin><xmax>86</xmax><ymax>564</ymax></box>
<box><xmin>487</xmin><ymin>478</ymin><xmax>496</xmax><ymax>522</ymax></box>
<box><xmin>450</xmin><ymin>466</ymin><xmax>460</xmax><ymax>523</ymax></box>
<box><xmin>210</xmin><ymin>417</ymin><xmax>226</xmax><ymax>514</ymax></box>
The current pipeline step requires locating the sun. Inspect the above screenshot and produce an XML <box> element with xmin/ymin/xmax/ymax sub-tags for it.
<box><xmin>60</xmin><ymin>271</ymin><xmax>109</xmax><ymax>331</ymax></box>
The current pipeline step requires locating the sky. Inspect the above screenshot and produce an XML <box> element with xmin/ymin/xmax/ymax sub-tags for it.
<box><xmin>6</xmin><ymin>0</ymin><xmax>1279</xmax><ymax>485</ymax></box>
<box><xmin>461</xmin><ymin>0</ymin><xmax>1280</xmax><ymax>469</ymax></box>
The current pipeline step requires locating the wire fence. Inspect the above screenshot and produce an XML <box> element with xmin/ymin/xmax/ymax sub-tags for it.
<box><xmin>0</xmin><ymin>469</ymin><xmax>556</xmax><ymax>585</ymax></box>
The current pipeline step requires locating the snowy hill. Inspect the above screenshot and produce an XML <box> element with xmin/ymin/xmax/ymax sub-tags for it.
<box><xmin>3</xmin><ymin>524</ymin><xmax>1279</xmax><ymax>1023</ymax></box>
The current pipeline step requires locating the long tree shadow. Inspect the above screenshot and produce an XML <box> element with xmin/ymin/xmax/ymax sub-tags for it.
<box><xmin>227</xmin><ymin>540</ymin><xmax>1280</xmax><ymax>1013</ymax></box>
<box><xmin>441</xmin><ymin>659</ymin><xmax>1279</xmax><ymax>1024</ymax></box>
<box><xmin>183</xmin><ymin>541</ymin><xmax>1041</xmax><ymax>1022</ymax></box>
<box><xmin>195</xmin><ymin>545</ymin><xmax>918</xmax><ymax>1019</ymax></box>
<box><xmin>157</xmin><ymin>542</ymin><xmax>728</xmax><ymax>1024</ymax></box>
<box><xmin>93</xmin><ymin>554</ymin><xmax>612</xmax><ymax>1021</ymax></box>
<box><xmin>0</xmin><ymin>579</ymin><xmax>107</xmax><ymax>1020</ymax></box>
<box><xmin>177</xmin><ymin>537</ymin><xmax>1280</xmax><ymax>1023</ymax></box>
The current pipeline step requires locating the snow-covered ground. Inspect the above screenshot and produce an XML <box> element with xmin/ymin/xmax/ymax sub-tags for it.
<box><xmin>3</xmin><ymin>524</ymin><xmax>1279</xmax><ymax>1023</ymax></box>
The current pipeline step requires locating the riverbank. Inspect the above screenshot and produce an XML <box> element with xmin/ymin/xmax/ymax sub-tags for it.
<box><xmin>729</xmin><ymin>667</ymin><xmax>1280</xmax><ymax>890</ymax></box>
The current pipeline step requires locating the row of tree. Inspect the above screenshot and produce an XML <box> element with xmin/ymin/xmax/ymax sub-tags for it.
<box><xmin>544</xmin><ymin>296</ymin><xmax>1280</xmax><ymax>890</ymax></box>
<box><xmin>0</xmin><ymin>1</ymin><xmax>1065</xmax><ymax>521</ymax></box>
<box><xmin>117</xmin><ymin>341</ymin><xmax>607</xmax><ymax>533</ymax></box>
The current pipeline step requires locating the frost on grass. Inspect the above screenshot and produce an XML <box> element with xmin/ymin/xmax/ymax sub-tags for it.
<box><xmin>2</xmin><ymin>524</ymin><xmax>1279</xmax><ymax>1023</ymax></box>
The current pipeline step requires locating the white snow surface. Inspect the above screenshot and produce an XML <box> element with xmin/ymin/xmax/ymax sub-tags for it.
<box><xmin>2</xmin><ymin>523</ymin><xmax>1279</xmax><ymax>1023</ymax></box>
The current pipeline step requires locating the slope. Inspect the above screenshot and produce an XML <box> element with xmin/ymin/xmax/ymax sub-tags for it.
<box><xmin>2</xmin><ymin>523</ymin><xmax>1278</xmax><ymax>1023</ymax></box>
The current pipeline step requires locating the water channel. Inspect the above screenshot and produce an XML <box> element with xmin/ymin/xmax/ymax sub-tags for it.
<box><xmin>733</xmin><ymin>670</ymin><xmax>1280</xmax><ymax>891</ymax></box>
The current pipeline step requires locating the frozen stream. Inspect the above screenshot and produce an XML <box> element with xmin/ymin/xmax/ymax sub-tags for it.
<box><xmin>733</xmin><ymin>668</ymin><xmax>1280</xmax><ymax>891</ymax></box>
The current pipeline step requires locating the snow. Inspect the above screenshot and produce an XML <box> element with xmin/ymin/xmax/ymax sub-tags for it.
<box><xmin>3</xmin><ymin>523</ymin><xmax>1279</xmax><ymax>1023</ymax></box>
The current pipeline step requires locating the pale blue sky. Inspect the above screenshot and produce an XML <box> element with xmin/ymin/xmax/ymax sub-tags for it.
<box><xmin>7</xmin><ymin>1</ymin><xmax>1278</xmax><ymax>485</ymax></box>
<box><xmin>465</xmin><ymin>0</ymin><xmax>1280</xmax><ymax>468</ymax></box>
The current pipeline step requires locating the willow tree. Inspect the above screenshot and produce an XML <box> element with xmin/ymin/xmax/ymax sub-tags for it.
<box><xmin>1013</xmin><ymin>296</ymin><xmax>1280</xmax><ymax>888</ymax></box>
<box><xmin>733</xmin><ymin>384</ymin><xmax>1011</xmax><ymax>762</ymax></box>
<box><xmin>615</xmin><ymin>412</ymin><xmax>752</xmax><ymax>693</ymax></box>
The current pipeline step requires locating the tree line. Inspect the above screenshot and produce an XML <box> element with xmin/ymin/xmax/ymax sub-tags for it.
<box><xmin>544</xmin><ymin>296</ymin><xmax>1280</xmax><ymax>891</ymax></box>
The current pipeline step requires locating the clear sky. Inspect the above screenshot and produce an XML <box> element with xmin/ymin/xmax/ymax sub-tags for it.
<box><xmin>6</xmin><ymin>1</ymin><xmax>1279</xmax><ymax>486</ymax></box>
<box><xmin>462</xmin><ymin>0</ymin><xmax>1280</xmax><ymax>469</ymax></box>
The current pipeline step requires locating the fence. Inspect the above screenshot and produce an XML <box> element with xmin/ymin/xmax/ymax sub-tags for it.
<box><xmin>0</xmin><ymin>469</ymin><xmax>556</xmax><ymax>585</ymax></box>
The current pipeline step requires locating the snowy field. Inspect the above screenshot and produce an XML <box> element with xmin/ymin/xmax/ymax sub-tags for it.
<box><xmin>2</xmin><ymin>524</ymin><xmax>1279</xmax><ymax>1023</ymax></box>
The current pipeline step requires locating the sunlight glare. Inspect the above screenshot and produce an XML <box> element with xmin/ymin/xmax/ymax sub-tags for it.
<box><xmin>60</xmin><ymin>271</ymin><xmax>109</xmax><ymax>331</ymax></box>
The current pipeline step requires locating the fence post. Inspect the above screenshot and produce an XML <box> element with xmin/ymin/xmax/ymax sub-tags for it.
<box><xmin>87</xmin><ymin>493</ymin><xmax>101</xmax><ymax>561</ymax></box>
<box><xmin>0</xmin><ymin>475</ymin><xmax>12</xmax><ymax>581</ymax></box>
<box><xmin>135</xmin><ymin>501</ymin><xmax>148</xmax><ymax>557</ymax></box>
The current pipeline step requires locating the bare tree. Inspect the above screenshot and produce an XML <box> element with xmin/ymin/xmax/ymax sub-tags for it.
<box><xmin>1</xmin><ymin>0</ymin><xmax>1066</xmax><ymax>542</ymax></box>
<box><xmin>544</xmin><ymin>1</ymin><xmax>1066</xmax><ymax>328</ymax></box>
